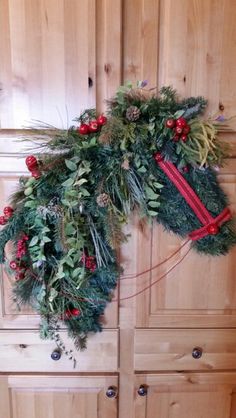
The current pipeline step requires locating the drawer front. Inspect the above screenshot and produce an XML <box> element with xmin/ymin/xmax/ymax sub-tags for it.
<box><xmin>0</xmin><ymin>329</ymin><xmax>118</xmax><ymax>372</ymax></box>
<box><xmin>134</xmin><ymin>329</ymin><xmax>236</xmax><ymax>371</ymax></box>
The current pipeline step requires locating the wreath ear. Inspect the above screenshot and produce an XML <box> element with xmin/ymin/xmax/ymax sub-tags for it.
<box><xmin>0</xmin><ymin>84</ymin><xmax>235</xmax><ymax>354</ymax></box>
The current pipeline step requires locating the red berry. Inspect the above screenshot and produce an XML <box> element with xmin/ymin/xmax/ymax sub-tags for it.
<box><xmin>15</xmin><ymin>272</ymin><xmax>25</xmax><ymax>281</ymax></box>
<box><xmin>97</xmin><ymin>114</ymin><xmax>107</xmax><ymax>126</ymax></box>
<box><xmin>154</xmin><ymin>152</ymin><xmax>163</xmax><ymax>163</ymax></box>
<box><xmin>0</xmin><ymin>216</ymin><xmax>7</xmax><ymax>225</ymax></box>
<box><xmin>207</xmin><ymin>224</ymin><xmax>219</xmax><ymax>235</ymax></box>
<box><xmin>26</xmin><ymin>156</ymin><xmax>38</xmax><ymax>171</ymax></box>
<box><xmin>175</xmin><ymin>126</ymin><xmax>183</xmax><ymax>135</ymax></box>
<box><xmin>165</xmin><ymin>118</ymin><xmax>176</xmax><ymax>129</ymax></box>
<box><xmin>31</xmin><ymin>170</ymin><xmax>41</xmax><ymax>179</ymax></box>
<box><xmin>10</xmin><ymin>260</ymin><xmax>18</xmax><ymax>270</ymax></box>
<box><xmin>173</xmin><ymin>134</ymin><xmax>180</xmax><ymax>142</ymax></box>
<box><xmin>71</xmin><ymin>308</ymin><xmax>80</xmax><ymax>317</ymax></box>
<box><xmin>89</xmin><ymin>120</ymin><xmax>99</xmax><ymax>133</ymax></box>
<box><xmin>182</xmin><ymin>166</ymin><xmax>189</xmax><ymax>173</ymax></box>
<box><xmin>183</xmin><ymin>125</ymin><xmax>190</xmax><ymax>135</ymax></box>
<box><xmin>22</xmin><ymin>234</ymin><xmax>29</xmax><ymax>241</ymax></box>
<box><xmin>4</xmin><ymin>206</ymin><xmax>13</xmax><ymax>215</ymax></box>
<box><xmin>181</xmin><ymin>134</ymin><xmax>188</xmax><ymax>143</ymax></box>
<box><xmin>3</xmin><ymin>206</ymin><xmax>14</xmax><ymax>219</ymax></box>
<box><xmin>78</xmin><ymin>123</ymin><xmax>90</xmax><ymax>135</ymax></box>
<box><xmin>176</xmin><ymin>117</ymin><xmax>187</xmax><ymax>128</ymax></box>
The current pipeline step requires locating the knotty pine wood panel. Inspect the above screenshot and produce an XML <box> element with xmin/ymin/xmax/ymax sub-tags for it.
<box><xmin>0</xmin><ymin>0</ymin><xmax>96</xmax><ymax>129</ymax></box>
<box><xmin>1</xmin><ymin>375</ymin><xmax>118</xmax><ymax>418</ymax></box>
<box><xmin>159</xmin><ymin>0</ymin><xmax>236</xmax><ymax>116</ymax></box>
<box><xmin>135</xmin><ymin>373</ymin><xmax>236</xmax><ymax>418</ymax></box>
<box><xmin>123</xmin><ymin>0</ymin><xmax>159</xmax><ymax>87</ymax></box>
<box><xmin>96</xmin><ymin>0</ymin><xmax>122</xmax><ymax>112</ymax></box>
<box><xmin>134</xmin><ymin>329</ymin><xmax>236</xmax><ymax>371</ymax></box>
<box><xmin>0</xmin><ymin>330</ymin><xmax>118</xmax><ymax>372</ymax></box>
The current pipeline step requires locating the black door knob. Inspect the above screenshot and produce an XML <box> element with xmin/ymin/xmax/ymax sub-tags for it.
<box><xmin>192</xmin><ymin>347</ymin><xmax>203</xmax><ymax>359</ymax></box>
<box><xmin>106</xmin><ymin>386</ymin><xmax>118</xmax><ymax>398</ymax></box>
<box><xmin>138</xmin><ymin>385</ymin><xmax>148</xmax><ymax>396</ymax></box>
<box><xmin>51</xmin><ymin>348</ymin><xmax>62</xmax><ymax>361</ymax></box>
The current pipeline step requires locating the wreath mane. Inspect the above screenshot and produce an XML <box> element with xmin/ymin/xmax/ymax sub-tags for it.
<box><xmin>0</xmin><ymin>84</ymin><xmax>235</xmax><ymax>354</ymax></box>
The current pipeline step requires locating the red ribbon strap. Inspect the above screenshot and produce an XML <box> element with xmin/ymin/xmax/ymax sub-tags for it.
<box><xmin>154</xmin><ymin>153</ymin><xmax>232</xmax><ymax>241</ymax></box>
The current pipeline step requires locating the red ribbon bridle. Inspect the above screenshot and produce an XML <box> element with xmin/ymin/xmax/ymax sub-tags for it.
<box><xmin>154</xmin><ymin>153</ymin><xmax>232</xmax><ymax>241</ymax></box>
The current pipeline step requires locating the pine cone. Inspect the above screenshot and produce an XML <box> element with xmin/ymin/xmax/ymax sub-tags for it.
<box><xmin>96</xmin><ymin>193</ymin><xmax>110</xmax><ymax>207</ymax></box>
<box><xmin>126</xmin><ymin>105</ymin><xmax>141</xmax><ymax>121</ymax></box>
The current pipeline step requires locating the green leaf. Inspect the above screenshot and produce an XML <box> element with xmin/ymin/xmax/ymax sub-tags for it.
<box><xmin>62</xmin><ymin>178</ymin><xmax>74</xmax><ymax>188</ymax></box>
<box><xmin>174</xmin><ymin>110</ymin><xmax>185</xmax><ymax>118</ymax></box>
<box><xmin>42</xmin><ymin>236</ymin><xmax>51</xmax><ymax>243</ymax></box>
<box><xmin>75</xmin><ymin>178</ymin><xmax>88</xmax><ymax>187</ymax></box>
<box><xmin>72</xmin><ymin>267</ymin><xmax>83</xmax><ymax>279</ymax></box>
<box><xmin>137</xmin><ymin>166</ymin><xmax>147</xmax><ymax>173</ymax></box>
<box><xmin>148</xmin><ymin>200</ymin><xmax>160</xmax><ymax>208</ymax></box>
<box><xmin>65</xmin><ymin>159</ymin><xmax>77</xmax><ymax>171</ymax></box>
<box><xmin>65</xmin><ymin>223</ymin><xmax>76</xmax><ymax>235</ymax></box>
<box><xmin>24</xmin><ymin>200</ymin><xmax>37</xmax><ymax>208</ymax></box>
<box><xmin>61</xmin><ymin>199</ymin><xmax>71</xmax><ymax>207</ymax></box>
<box><xmin>65</xmin><ymin>256</ymin><xmax>74</xmax><ymax>268</ymax></box>
<box><xmin>89</xmin><ymin>137</ymin><xmax>97</xmax><ymax>146</ymax></box>
<box><xmin>153</xmin><ymin>182</ymin><xmax>163</xmax><ymax>189</ymax></box>
<box><xmin>147</xmin><ymin>210</ymin><xmax>158</xmax><ymax>217</ymax></box>
<box><xmin>144</xmin><ymin>186</ymin><xmax>159</xmax><ymax>200</ymax></box>
<box><xmin>80</xmin><ymin>188</ymin><xmax>90</xmax><ymax>197</ymax></box>
<box><xmin>77</xmin><ymin>167</ymin><xmax>88</xmax><ymax>177</ymax></box>
<box><xmin>29</xmin><ymin>236</ymin><xmax>39</xmax><ymax>247</ymax></box>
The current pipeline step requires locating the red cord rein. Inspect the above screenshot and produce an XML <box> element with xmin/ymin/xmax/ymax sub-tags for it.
<box><xmin>154</xmin><ymin>153</ymin><xmax>232</xmax><ymax>240</ymax></box>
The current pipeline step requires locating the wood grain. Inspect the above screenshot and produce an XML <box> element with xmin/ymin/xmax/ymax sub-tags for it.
<box><xmin>135</xmin><ymin>329</ymin><xmax>236</xmax><ymax>371</ymax></box>
<box><xmin>2</xmin><ymin>375</ymin><xmax>118</xmax><ymax>418</ymax></box>
<box><xmin>0</xmin><ymin>330</ymin><xmax>118</xmax><ymax>372</ymax></box>
<box><xmin>135</xmin><ymin>373</ymin><xmax>236</xmax><ymax>418</ymax></box>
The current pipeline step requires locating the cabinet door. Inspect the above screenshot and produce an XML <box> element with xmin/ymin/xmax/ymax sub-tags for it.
<box><xmin>122</xmin><ymin>161</ymin><xmax>236</xmax><ymax>328</ymax></box>
<box><xmin>0</xmin><ymin>375</ymin><xmax>118</xmax><ymax>418</ymax></box>
<box><xmin>135</xmin><ymin>373</ymin><xmax>236</xmax><ymax>418</ymax></box>
<box><xmin>0</xmin><ymin>0</ymin><xmax>96</xmax><ymax>128</ymax></box>
<box><xmin>0</xmin><ymin>136</ymin><xmax>118</xmax><ymax>329</ymax></box>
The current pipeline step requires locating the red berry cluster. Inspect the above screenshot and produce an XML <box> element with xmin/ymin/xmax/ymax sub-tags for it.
<box><xmin>81</xmin><ymin>253</ymin><xmax>97</xmax><ymax>272</ymax></box>
<box><xmin>78</xmin><ymin>114</ymin><xmax>107</xmax><ymax>135</ymax></box>
<box><xmin>64</xmin><ymin>307</ymin><xmax>80</xmax><ymax>319</ymax></box>
<box><xmin>0</xmin><ymin>206</ymin><xmax>14</xmax><ymax>226</ymax></box>
<box><xmin>165</xmin><ymin>117</ymin><xmax>191</xmax><ymax>143</ymax></box>
<box><xmin>16</xmin><ymin>234</ymin><xmax>29</xmax><ymax>259</ymax></box>
<box><xmin>25</xmin><ymin>155</ymin><xmax>41</xmax><ymax>179</ymax></box>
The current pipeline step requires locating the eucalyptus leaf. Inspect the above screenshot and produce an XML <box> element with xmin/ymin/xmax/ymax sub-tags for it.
<box><xmin>65</xmin><ymin>159</ymin><xmax>77</xmax><ymax>171</ymax></box>
<box><xmin>147</xmin><ymin>210</ymin><xmax>158</xmax><ymax>217</ymax></box>
<box><xmin>148</xmin><ymin>201</ymin><xmax>160</xmax><ymax>208</ymax></box>
<box><xmin>62</xmin><ymin>178</ymin><xmax>74</xmax><ymax>188</ymax></box>
<box><xmin>29</xmin><ymin>236</ymin><xmax>39</xmax><ymax>247</ymax></box>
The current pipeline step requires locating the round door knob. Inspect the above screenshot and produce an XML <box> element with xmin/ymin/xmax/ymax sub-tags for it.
<box><xmin>51</xmin><ymin>349</ymin><xmax>61</xmax><ymax>361</ymax></box>
<box><xmin>192</xmin><ymin>347</ymin><xmax>203</xmax><ymax>359</ymax></box>
<box><xmin>138</xmin><ymin>385</ymin><xmax>148</xmax><ymax>396</ymax></box>
<box><xmin>106</xmin><ymin>386</ymin><xmax>117</xmax><ymax>398</ymax></box>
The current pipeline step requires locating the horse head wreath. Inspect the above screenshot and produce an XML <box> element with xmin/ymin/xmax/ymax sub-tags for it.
<box><xmin>0</xmin><ymin>84</ymin><xmax>235</xmax><ymax>352</ymax></box>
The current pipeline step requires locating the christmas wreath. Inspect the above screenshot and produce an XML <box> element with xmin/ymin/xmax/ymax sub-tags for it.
<box><xmin>0</xmin><ymin>83</ymin><xmax>235</xmax><ymax>355</ymax></box>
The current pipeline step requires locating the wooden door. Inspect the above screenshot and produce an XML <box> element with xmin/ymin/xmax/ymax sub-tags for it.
<box><xmin>124</xmin><ymin>160</ymin><xmax>236</xmax><ymax>328</ymax></box>
<box><xmin>120</xmin><ymin>0</ymin><xmax>236</xmax><ymax>329</ymax></box>
<box><xmin>0</xmin><ymin>375</ymin><xmax>118</xmax><ymax>418</ymax></box>
<box><xmin>135</xmin><ymin>373</ymin><xmax>236</xmax><ymax>418</ymax></box>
